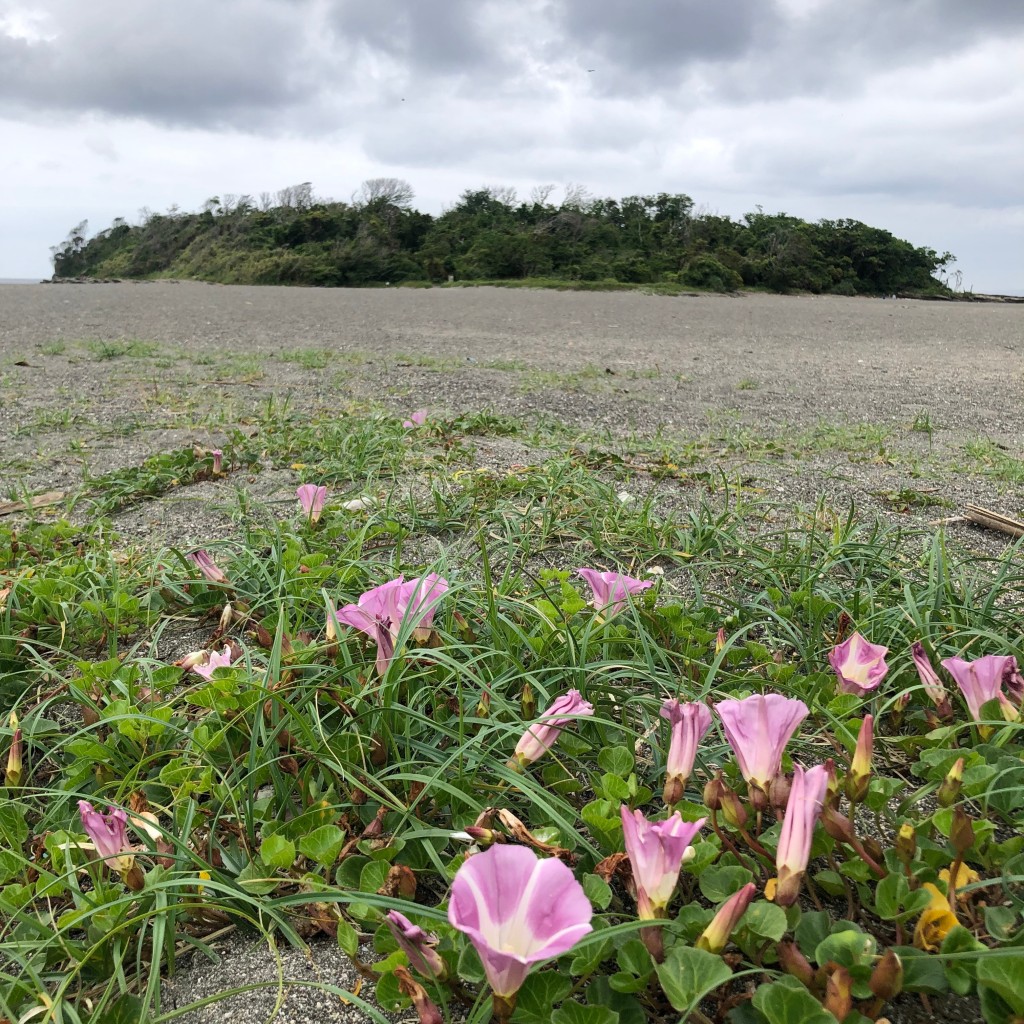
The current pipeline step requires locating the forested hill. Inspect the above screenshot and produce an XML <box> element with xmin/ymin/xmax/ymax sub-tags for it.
<box><xmin>50</xmin><ymin>180</ymin><xmax>955</xmax><ymax>296</ymax></box>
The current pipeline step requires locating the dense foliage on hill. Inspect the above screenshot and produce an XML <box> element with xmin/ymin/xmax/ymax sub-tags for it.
<box><xmin>51</xmin><ymin>180</ymin><xmax>954</xmax><ymax>295</ymax></box>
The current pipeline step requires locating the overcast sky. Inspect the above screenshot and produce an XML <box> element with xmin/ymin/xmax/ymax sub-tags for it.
<box><xmin>2</xmin><ymin>0</ymin><xmax>1022</xmax><ymax>292</ymax></box>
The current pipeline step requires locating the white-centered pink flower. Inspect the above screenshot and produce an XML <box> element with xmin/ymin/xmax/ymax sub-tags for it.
<box><xmin>513</xmin><ymin>690</ymin><xmax>594</xmax><ymax>766</ymax></box>
<box><xmin>829</xmin><ymin>632</ymin><xmax>889</xmax><ymax>696</ymax></box>
<box><xmin>296</xmin><ymin>484</ymin><xmax>327</xmax><ymax>523</ymax></box>
<box><xmin>620</xmin><ymin>806</ymin><xmax>705</xmax><ymax>919</ymax></box>
<box><xmin>575</xmin><ymin>568</ymin><xmax>652</xmax><ymax>616</ymax></box>
<box><xmin>448</xmin><ymin>844</ymin><xmax>592</xmax><ymax>998</ymax></box>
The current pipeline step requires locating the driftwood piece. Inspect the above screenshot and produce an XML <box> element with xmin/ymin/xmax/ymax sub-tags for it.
<box><xmin>965</xmin><ymin>503</ymin><xmax>1024</xmax><ymax>539</ymax></box>
<box><xmin>0</xmin><ymin>491</ymin><xmax>66</xmax><ymax>517</ymax></box>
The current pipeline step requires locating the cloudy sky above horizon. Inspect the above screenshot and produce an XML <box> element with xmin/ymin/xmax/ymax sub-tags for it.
<box><xmin>2</xmin><ymin>0</ymin><xmax>1022</xmax><ymax>292</ymax></box>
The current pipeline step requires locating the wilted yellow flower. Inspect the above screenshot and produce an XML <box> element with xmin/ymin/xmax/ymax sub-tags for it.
<box><xmin>939</xmin><ymin>864</ymin><xmax>982</xmax><ymax>902</ymax></box>
<box><xmin>913</xmin><ymin>882</ymin><xmax>959</xmax><ymax>951</ymax></box>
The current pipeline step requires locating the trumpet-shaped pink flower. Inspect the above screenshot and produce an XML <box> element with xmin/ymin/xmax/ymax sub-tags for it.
<box><xmin>186</xmin><ymin>550</ymin><xmax>228</xmax><ymax>584</ymax></box>
<box><xmin>78</xmin><ymin>800</ymin><xmax>134</xmax><ymax>871</ymax></box>
<box><xmin>191</xmin><ymin>646</ymin><xmax>235</xmax><ymax>680</ymax></box>
<box><xmin>941</xmin><ymin>654</ymin><xmax>1020</xmax><ymax>722</ymax></box>
<box><xmin>211</xmin><ymin>449</ymin><xmax>223</xmax><ymax>474</ymax></box>
<box><xmin>775</xmin><ymin>763</ymin><xmax>829</xmax><ymax>907</ymax></box>
<box><xmin>385</xmin><ymin>911</ymin><xmax>447</xmax><ymax>980</ymax></box>
<box><xmin>334</xmin><ymin>574</ymin><xmax>448</xmax><ymax>676</ymax></box>
<box><xmin>829</xmin><ymin>632</ymin><xmax>889</xmax><ymax>696</ymax></box>
<box><xmin>659</xmin><ymin>699</ymin><xmax>712</xmax><ymax>804</ymax></box>
<box><xmin>911</xmin><ymin>642</ymin><xmax>950</xmax><ymax>708</ymax></box>
<box><xmin>296</xmin><ymin>484</ymin><xmax>327</xmax><ymax>523</ymax></box>
<box><xmin>403</xmin><ymin>409</ymin><xmax>429</xmax><ymax>428</ymax></box>
<box><xmin>448</xmin><ymin>844</ymin><xmax>592</xmax><ymax>999</ymax></box>
<box><xmin>696</xmin><ymin>882</ymin><xmax>757</xmax><ymax>954</ymax></box>
<box><xmin>620</xmin><ymin>806</ymin><xmax>705</xmax><ymax>919</ymax></box>
<box><xmin>714</xmin><ymin>694</ymin><xmax>809</xmax><ymax>799</ymax></box>
<box><xmin>576</xmin><ymin>568</ymin><xmax>652</xmax><ymax>616</ymax></box>
<box><xmin>513</xmin><ymin>690</ymin><xmax>594</xmax><ymax>766</ymax></box>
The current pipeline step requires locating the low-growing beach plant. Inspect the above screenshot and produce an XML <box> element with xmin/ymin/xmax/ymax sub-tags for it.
<box><xmin>2</xmin><ymin>408</ymin><xmax>1024</xmax><ymax>1023</ymax></box>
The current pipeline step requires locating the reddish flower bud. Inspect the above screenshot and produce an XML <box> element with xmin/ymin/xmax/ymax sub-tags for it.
<box><xmin>778</xmin><ymin>939</ymin><xmax>815</xmax><ymax>987</ymax></box>
<box><xmin>869</xmin><ymin>948</ymin><xmax>904</xmax><ymax>1002</ymax></box>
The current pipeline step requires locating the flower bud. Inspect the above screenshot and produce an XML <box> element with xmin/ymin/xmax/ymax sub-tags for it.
<box><xmin>863</xmin><ymin>836</ymin><xmax>884</xmax><ymax>865</ymax></box>
<box><xmin>218</xmin><ymin>602</ymin><xmax>234</xmax><ymax>633</ymax></box>
<box><xmin>212</xmin><ymin>449</ymin><xmax>223</xmax><ymax>475</ymax></box>
<box><xmin>715</xmin><ymin>627</ymin><xmax>727</xmax><ymax>654</ymax></box>
<box><xmin>845</xmin><ymin>715</ymin><xmax>873</xmax><ymax>804</ymax></box>
<box><xmin>122</xmin><ymin>861</ymin><xmax>146</xmax><ymax>892</ymax></box>
<box><xmin>464</xmin><ymin>826</ymin><xmax>502</xmax><ymax>846</ymax></box>
<box><xmin>768</xmin><ymin>773</ymin><xmax>791</xmax><ymax>816</ymax></box>
<box><xmin>475</xmin><ymin>686</ymin><xmax>491</xmax><ymax>719</ymax></box>
<box><xmin>520</xmin><ymin>683</ymin><xmax>536</xmax><ymax>722</ymax></box>
<box><xmin>663</xmin><ymin>775</ymin><xmax>684</xmax><ymax>807</ymax></box>
<box><xmin>703</xmin><ymin>774</ymin><xmax>726</xmax><ymax>811</ymax></box>
<box><xmin>951</xmin><ymin>807</ymin><xmax>974</xmax><ymax>856</ymax></box>
<box><xmin>5</xmin><ymin>713</ymin><xmax>22</xmax><ymax>788</ymax></box>
<box><xmin>936</xmin><ymin>757</ymin><xmax>964</xmax><ymax>808</ymax></box>
<box><xmin>823</xmin><ymin>966</ymin><xmax>853</xmax><ymax>1022</ymax></box>
<box><xmin>695</xmin><ymin>882</ymin><xmax>756</xmax><ymax>954</ymax></box>
<box><xmin>821</xmin><ymin>806</ymin><xmax>857</xmax><ymax>846</ymax></box>
<box><xmin>778</xmin><ymin>939</ymin><xmax>815</xmax><ymax>987</ymax></box>
<box><xmin>896</xmin><ymin>823</ymin><xmax>917</xmax><ymax>865</ymax></box>
<box><xmin>869</xmin><ymin>948</ymin><xmax>904</xmax><ymax>1002</ymax></box>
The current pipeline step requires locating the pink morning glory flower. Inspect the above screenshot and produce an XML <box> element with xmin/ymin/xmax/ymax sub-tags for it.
<box><xmin>659</xmin><ymin>699</ymin><xmax>712</xmax><ymax>804</ymax></box>
<box><xmin>829</xmin><ymin>632</ymin><xmax>889</xmax><ymax>696</ymax></box>
<box><xmin>910</xmin><ymin>642</ymin><xmax>951</xmax><ymax>709</ymax></box>
<box><xmin>774</xmin><ymin>763</ymin><xmax>829</xmax><ymax>907</ymax></box>
<box><xmin>385</xmin><ymin>910</ymin><xmax>447</xmax><ymax>980</ymax></box>
<box><xmin>296</xmin><ymin>484</ymin><xmax>327</xmax><ymax>523</ymax></box>
<box><xmin>576</xmin><ymin>568</ymin><xmax>652</xmax><ymax>616</ymax></box>
<box><xmin>334</xmin><ymin>574</ymin><xmax>448</xmax><ymax>676</ymax></box>
<box><xmin>941</xmin><ymin>654</ymin><xmax>1020</xmax><ymax>723</ymax></box>
<box><xmin>78</xmin><ymin>800</ymin><xmax>134</xmax><ymax>872</ymax></box>
<box><xmin>715</xmin><ymin>694</ymin><xmax>809</xmax><ymax>805</ymax></box>
<box><xmin>191</xmin><ymin>646</ymin><xmax>235</xmax><ymax>680</ymax></box>
<box><xmin>620</xmin><ymin>806</ymin><xmax>705</xmax><ymax>919</ymax></box>
<box><xmin>448</xmin><ymin>844</ymin><xmax>592</xmax><ymax>999</ymax></box>
<box><xmin>186</xmin><ymin>550</ymin><xmax>228</xmax><ymax>584</ymax></box>
<box><xmin>513</xmin><ymin>689</ymin><xmax>594</xmax><ymax>766</ymax></box>
<box><xmin>403</xmin><ymin>409</ymin><xmax>429</xmax><ymax>428</ymax></box>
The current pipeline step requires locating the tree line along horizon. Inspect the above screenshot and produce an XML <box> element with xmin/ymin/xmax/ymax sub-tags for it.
<box><xmin>50</xmin><ymin>178</ymin><xmax>957</xmax><ymax>296</ymax></box>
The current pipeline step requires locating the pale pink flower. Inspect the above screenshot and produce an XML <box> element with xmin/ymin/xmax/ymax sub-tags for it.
<box><xmin>334</xmin><ymin>574</ymin><xmax>448</xmax><ymax>676</ymax></box>
<box><xmin>448</xmin><ymin>844</ymin><xmax>592</xmax><ymax>998</ymax></box>
<box><xmin>715</xmin><ymin>694</ymin><xmax>809</xmax><ymax>799</ymax></box>
<box><xmin>659</xmin><ymin>699</ymin><xmax>712</xmax><ymax>803</ymax></box>
<box><xmin>941</xmin><ymin>654</ymin><xmax>1020</xmax><ymax>723</ymax></box>
<box><xmin>696</xmin><ymin>882</ymin><xmax>757</xmax><ymax>953</ymax></box>
<box><xmin>186</xmin><ymin>550</ymin><xmax>228</xmax><ymax>584</ymax></box>
<box><xmin>620</xmin><ymin>806</ymin><xmax>705</xmax><ymax>919</ymax></box>
<box><xmin>513</xmin><ymin>690</ymin><xmax>594</xmax><ymax>766</ymax></box>
<box><xmin>191</xmin><ymin>646</ymin><xmax>235</xmax><ymax>680</ymax></box>
<box><xmin>296</xmin><ymin>484</ymin><xmax>327</xmax><ymax>523</ymax></box>
<box><xmin>775</xmin><ymin>763</ymin><xmax>829</xmax><ymax>907</ymax></box>
<box><xmin>576</xmin><ymin>568</ymin><xmax>652</xmax><ymax>616</ymax></box>
<box><xmin>78</xmin><ymin>800</ymin><xmax>134</xmax><ymax>872</ymax></box>
<box><xmin>403</xmin><ymin>409</ymin><xmax>429</xmax><ymax>428</ymax></box>
<box><xmin>829</xmin><ymin>632</ymin><xmax>889</xmax><ymax>696</ymax></box>
<box><xmin>385</xmin><ymin>911</ymin><xmax>446</xmax><ymax>980</ymax></box>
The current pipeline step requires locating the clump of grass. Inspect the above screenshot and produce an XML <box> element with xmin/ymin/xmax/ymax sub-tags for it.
<box><xmin>1</xmin><ymin>407</ymin><xmax>1022</xmax><ymax>1023</ymax></box>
